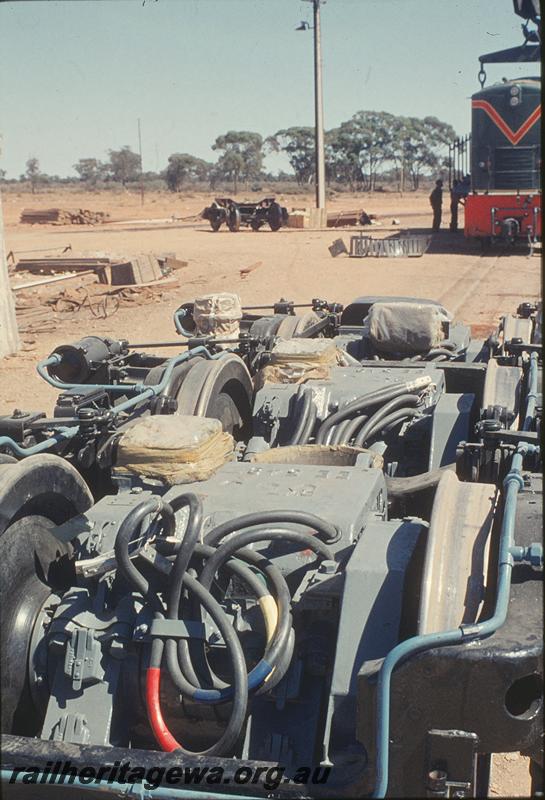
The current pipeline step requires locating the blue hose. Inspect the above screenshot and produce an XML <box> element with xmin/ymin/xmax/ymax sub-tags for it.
<box><xmin>174</xmin><ymin>307</ymin><xmax>194</xmax><ymax>337</ymax></box>
<box><xmin>371</xmin><ymin>442</ymin><xmax>539</xmax><ymax>798</ymax></box>
<box><xmin>0</xmin><ymin>347</ymin><xmax>222</xmax><ymax>457</ymax></box>
<box><xmin>522</xmin><ymin>350</ymin><xmax>539</xmax><ymax>431</ymax></box>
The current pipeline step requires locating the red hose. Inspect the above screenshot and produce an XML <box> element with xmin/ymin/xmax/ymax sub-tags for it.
<box><xmin>146</xmin><ymin>667</ymin><xmax>182</xmax><ymax>752</ymax></box>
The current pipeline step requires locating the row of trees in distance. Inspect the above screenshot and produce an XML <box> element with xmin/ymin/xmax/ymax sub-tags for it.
<box><xmin>1</xmin><ymin>111</ymin><xmax>456</xmax><ymax>193</ymax></box>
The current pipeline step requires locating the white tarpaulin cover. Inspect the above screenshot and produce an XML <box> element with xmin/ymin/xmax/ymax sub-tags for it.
<box><xmin>364</xmin><ymin>301</ymin><xmax>451</xmax><ymax>354</ymax></box>
<box><xmin>116</xmin><ymin>415</ymin><xmax>234</xmax><ymax>484</ymax></box>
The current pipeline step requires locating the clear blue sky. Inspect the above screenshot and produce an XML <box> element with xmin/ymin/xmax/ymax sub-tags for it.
<box><xmin>0</xmin><ymin>0</ymin><xmax>536</xmax><ymax>178</ymax></box>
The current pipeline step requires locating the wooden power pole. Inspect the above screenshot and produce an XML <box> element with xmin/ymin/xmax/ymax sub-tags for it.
<box><xmin>0</xmin><ymin>191</ymin><xmax>20</xmax><ymax>358</ymax></box>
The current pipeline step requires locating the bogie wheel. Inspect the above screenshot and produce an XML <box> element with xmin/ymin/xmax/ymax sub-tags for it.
<box><xmin>227</xmin><ymin>205</ymin><xmax>241</xmax><ymax>232</ymax></box>
<box><xmin>0</xmin><ymin>454</ymin><xmax>93</xmax><ymax>537</ymax></box>
<box><xmin>209</xmin><ymin>215</ymin><xmax>223</xmax><ymax>232</ymax></box>
<box><xmin>174</xmin><ymin>354</ymin><xmax>253</xmax><ymax>440</ymax></box>
<box><xmin>0</xmin><ymin>514</ymin><xmax>73</xmax><ymax>735</ymax></box>
<box><xmin>267</xmin><ymin>201</ymin><xmax>284</xmax><ymax>231</ymax></box>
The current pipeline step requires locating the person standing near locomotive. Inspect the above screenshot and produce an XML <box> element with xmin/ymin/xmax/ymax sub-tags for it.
<box><xmin>450</xmin><ymin>179</ymin><xmax>461</xmax><ymax>232</ymax></box>
<box><xmin>429</xmin><ymin>179</ymin><xmax>443</xmax><ymax>232</ymax></box>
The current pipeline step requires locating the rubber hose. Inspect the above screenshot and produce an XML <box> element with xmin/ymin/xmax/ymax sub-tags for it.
<box><xmin>287</xmin><ymin>387</ymin><xmax>312</xmax><ymax>445</ymax></box>
<box><xmin>204</xmin><ymin>510</ymin><xmax>340</xmax><ymax>546</ymax></box>
<box><xmin>329</xmin><ymin>418</ymin><xmax>354</xmax><ymax>445</ymax></box>
<box><xmin>315</xmin><ymin>379</ymin><xmax>424</xmax><ymax>444</ymax></box>
<box><xmin>159</xmin><ymin>573</ymin><xmax>248</xmax><ymax>754</ymax></box>
<box><xmin>368</xmin><ymin>407</ymin><xmax>421</xmax><ymax>441</ymax></box>
<box><xmin>177</xmin><ymin>542</ymin><xmax>293</xmax><ymax>694</ymax></box>
<box><xmin>427</xmin><ymin>348</ymin><xmax>455</xmax><ymax>359</ymax></box>
<box><xmin>297</xmin><ymin>400</ymin><xmax>317</xmax><ymax>445</ymax></box>
<box><xmin>166</xmin><ymin>492</ymin><xmax>203</xmax><ymax>619</ymax></box>
<box><xmin>339</xmin><ymin>414</ymin><xmax>369</xmax><ymax>446</ymax></box>
<box><xmin>353</xmin><ymin>394</ymin><xmax>421</xmax><ymax>448</ymax></box>
<box><xmin>199</xmin><ymin>530</ymin><xmax>332</xmax><ymax>681</ymax></box>
<box><xmin>385</xmin><ymin>464</ymin><xmax>455</xmax><ymax>497</ymax></box>
<box><xmin>114</xmin><ymin>497</ymin><xmax>176</xmax><ymax>611</ymax></box>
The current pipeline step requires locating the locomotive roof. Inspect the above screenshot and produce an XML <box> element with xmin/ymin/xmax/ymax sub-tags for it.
<box><xmin>472</xmin><ymin>76</ymin><xmax>541</xmax><ymax>99</ymax></box>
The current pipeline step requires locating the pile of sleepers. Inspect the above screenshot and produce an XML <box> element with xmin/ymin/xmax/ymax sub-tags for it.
<box><xmin>20</xmin><ymin>208</ymin><xmax>110</xmax><ymax>225</ymax></box>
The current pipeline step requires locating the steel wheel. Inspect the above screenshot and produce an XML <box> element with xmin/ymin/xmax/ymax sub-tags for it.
<box><xmin>0</xmin><ymin>515</ymin><xmax>72</xmax><ymax>735</ymax></box>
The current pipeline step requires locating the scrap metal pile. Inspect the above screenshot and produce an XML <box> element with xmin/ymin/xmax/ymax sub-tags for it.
<box><xmin>0</xmin><ymin>293</ymin><xmax>542</xmax><ymax>798</ymax></box>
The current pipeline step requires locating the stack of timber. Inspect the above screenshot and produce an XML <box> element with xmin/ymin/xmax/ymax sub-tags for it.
<box><xmin>20</xmin><ymin>208</ymin><xmax>110</xmax><ymax>225</ymax></box>
<box><xmin>326</xmin><ymin>209</ymin><xmax>377</xmax><ymax>228</ymax></box>
<box><xmin>15</xmin><ymin>257</ymin><xmax>110</xmax><ymax>282</ymax></box>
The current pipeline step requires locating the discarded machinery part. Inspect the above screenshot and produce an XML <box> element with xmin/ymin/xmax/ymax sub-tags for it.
<box><xmin>417</xmin><ymin>471</ymin><xmax>497</xmax><ymax>634</ymax></box>
<box><xmin>227</xmin><ymin>205</ymin><xmax>241</xmax><ymax>233</ymax></box>
<box><xmin>349</xmin><ymin>234</ymin><xmax>432</xmax><ymax>258</ymax></box>
<box><xmin>267</xmin><ymin>201</ymin><xmax>284</xmax><ymax>232</ymax></box>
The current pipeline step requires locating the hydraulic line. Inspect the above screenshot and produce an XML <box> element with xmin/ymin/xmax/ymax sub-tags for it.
<box><xmin>385</xmin><ymin>464</ymin><xmax>455</xmax><ymax>497</ymax></box>
<box><xmin>114</xmin><ymin>497</ymin><xmax>176</xmax><ymax>612</ymax></box>
<box><xmin>169</xmin><ymin>541</ymin><xmax>293</xmax><ymax>697</ymax></box>
<box><xmin>329</xmin><ymin>418</ymin><xmax>353</xmax><ymax>445</ymax></box>
<box><xmin>297</xmin><ymin>399</ymin><xmax>318</xmax><ymax>445</ymax></box>
<box><xmin>364</xmin><ymin>407</ymin><xmax>421</xmax><ymax>443</ymax></box>
<box><xmin>114</xmin><ymin>497</ymin><xmax>248</xmax><ymax>755</ymax></box>
<box><xmin>287</xmin><ymin>386</ymin><xmax>312</xmax><ymax>445</ymax></box>
<box><xmin>315</xmin><ymin>376</ymin><xmax>431</xmax><ymax>444</ymax></box>
<box><xmin>192</xmin><ymin>529</ymin><xmax>333</xmax><ymax>695</ymax></box>
<box><xmin>336</xmin><ymin>414</ymin><xmax>369</xmax><ymax>446</ymax></box>
<box><xmin>1</xmin><ymin>348</ymin><xmax>224</xmax><ymax>457</ymax></box>
<box><xmin>522</xmin><ymin>350</ymin><xmax>539</xmax><ymax>431</ymax></box>
<box><xmin>353</xmin><ymin>394</ymin><xmax>421</xmax><ymax>448</ymax></box>
<box><xmin>149</xmin><ymin>573</ymin><xmax>248</xmax><ymax>755</ymax></box>
<box><xmin>204</xmin><ymin>510</ymin><xmax>340</xmax><ymax>547</ymax></box>
<box><xmin>371</xmin><ymin>442</ymin><xmax>539</xmax><ymax>798</ymax></box>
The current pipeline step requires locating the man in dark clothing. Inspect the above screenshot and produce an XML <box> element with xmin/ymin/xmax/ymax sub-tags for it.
<box><xmin>450</xmin><ymin>179</ymin><xmax>461</xmax><ymax>231</ymax></box>
<box><xmin>429</xmin><ymin>179</ymin><xmax>443</xmax><ymax>232</ymax></box>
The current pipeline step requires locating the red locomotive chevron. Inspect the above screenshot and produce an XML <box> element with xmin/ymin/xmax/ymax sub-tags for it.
<box><xmin>472</xmin><ymin>100</ymin><xmax>541</xmax><ymax>145</ymax></box>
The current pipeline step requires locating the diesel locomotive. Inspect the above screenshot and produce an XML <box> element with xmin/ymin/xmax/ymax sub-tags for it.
<box><xmin>464</xmin><ymin>0</ymin><xmax>541</xmax><ymax>244</ymax></box>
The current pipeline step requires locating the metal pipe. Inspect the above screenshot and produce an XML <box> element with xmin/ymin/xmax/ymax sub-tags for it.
<box><xmin>37</xmin><ymin>347</ymin><xmax>219</xmax><ymax>395</ymax></box>
<box><xmin>0</xmin><ymin>348</ymin><xmax>222</xmax><ymax>456</ymax></box>
<box><xmin>0</xmin><ymin>426</ymin><xmax>78</xmax><ymax>457</ymax></box>
<box><xmin>313</xmin><ymin>0</ymin><xmax>326</xmax><ymax>210</ymax></box>
<box><xmin>522</xmin><ymin>351</ymin><xmax>539</xmax><ymax>431</ymax></box>
<box><xmin>371</xmin><ymin>443</ymin><xmax>539</xmax><ymax>798</ymax></box>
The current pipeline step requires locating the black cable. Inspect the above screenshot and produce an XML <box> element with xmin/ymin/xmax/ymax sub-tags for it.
<box><xmin>203</xmin><ymin>510</ymin><xmax>340</xmax><ymax>546</ymax></box>
<box><xmin>315</xmin><ymin>379</ymin><xmax>422</xmax><ymax>444</ymax></box>
<box><xmin>287</xmin><ymin>386</ymin><xmax>312</xmax><ymax>445</ymax></box>
<box><xmin>114</xmin><ymin>497</ymin><xmax>175</xmax><ymax>612</ymax></box>
<box><xmin>297</xmin><ymin>399</ymin><xmax>317</xmax><ymax>444</ymax></box>
<box><xmin>353</xmin><ymin>394</ymin><xmax>421</xmax><ymax>448</ymax></box>
<box><xmin>340</xmin><ymin>413</ymin><xmax>369</xmax><ymax>445</ymax></box>
<box><xmin>369</xmin><ymin>407</ymin><xmax>420</xmax><ymax>440</ymax></box>
<box><xmin>163</xmin><ymin>573</ymin><xmax>248</xmax><ymax>755</ymax></box>
<box><xmin>177</xmin><ymin>542</ymin><xmax>294</xmax><ymax>693</ymax></box>
<box><xmin>166</xmin><ymin>492</ymin><xmax>203</xmax><ymax>620</ymax></box>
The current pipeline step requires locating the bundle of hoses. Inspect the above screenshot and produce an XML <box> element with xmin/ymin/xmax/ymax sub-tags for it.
<box><xmin>288</xmin><ymin>375</ymin><xmax>432</xmax><ymax>448</ymax></box>
<box><xmin>114</xmin><ymin>496</ymin><xmax>337</xmax><ymax>757</ymax></box>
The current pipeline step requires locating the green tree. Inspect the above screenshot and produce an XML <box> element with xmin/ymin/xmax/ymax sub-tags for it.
<box><xmin>107</xmin><ymin>146</ymin><xmax>141</xmax><ymax>186</ymax></box>
<box><xmin>267</xmin><ymin>127</ymin><xmax>315</xmax><ymax>186</ymax></box>
<box><xmin>212</xmin><ymin>131</ymin><xmax>263</xmax><ymax>194</ymax></box>
<box><xmin>165</xmin><ymin>153</ymin><xmax>210</xmax><ymax>191</ymax></box>
<box><xmin>74</xmin><ymin>158</ymin><xmax>107</xmax><ymax>186</ymax></box>
<box><xmin>327</xmin><ymin>111</ymin><xmax>397</xmax><ymax>191</ymax></box>
<box><xmin>25</xmin><ymin>157</ymin><xmax>41</xmax><ymax>194</ymax></box>
<box><xmin>390</xmin><ymin>116</ymin><xmax>456</xmax><ymax>189</ymax></box>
